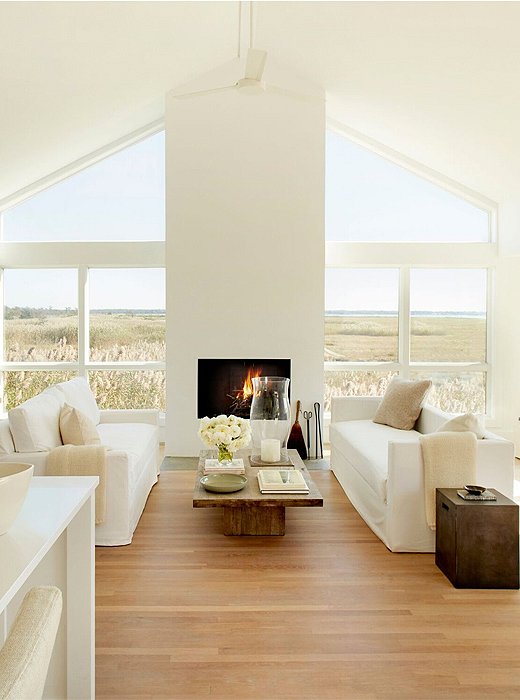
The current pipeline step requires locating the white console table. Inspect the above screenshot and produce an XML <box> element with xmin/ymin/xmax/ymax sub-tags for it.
<box><xmin>0</xmin><ymin>476</ymin><xmax>98</xmax><ymax>700</ymax></box>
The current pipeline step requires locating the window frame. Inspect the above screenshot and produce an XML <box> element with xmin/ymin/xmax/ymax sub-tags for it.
<box><xmin>0</xmin><ymin>263</ymin><xmax>166</xmax><ymax>412</ymax></box>
<box><xmin>0</xmin><ymin>123</ymin><xmax>166</xmax><ymax>413</ymax></box>
<box><xmin>327</xmin><ymin>119</ymin><xmax>497</xmax><ymax>244</ymax></box>
<box><xmin>325</xmin><ymin>123</ymin><xmax>498</xmax><ymax>421</ymax></box>
<box><xmin>325</xmin><ymin>264</ymin><xmax>493</xmax><ymax>417</ymax></box>
<box><xmin>0</xmin><ymin>120</ymin><xmax>164</xmax><ymax>217</ymax></box>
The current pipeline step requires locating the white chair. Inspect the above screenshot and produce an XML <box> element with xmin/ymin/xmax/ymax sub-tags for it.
<box><xmin>0</xmin><ymin>586</ymin><xmax>62</xmax><ymax>700</ymax></box>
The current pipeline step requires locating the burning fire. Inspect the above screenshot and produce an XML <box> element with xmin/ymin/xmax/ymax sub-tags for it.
<box><xmin>238</xmin><ymin>367</ymin><xmax>262</xmax><ymax>401</ymax></box>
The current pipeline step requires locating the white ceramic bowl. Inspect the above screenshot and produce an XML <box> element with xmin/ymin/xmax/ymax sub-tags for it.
<box><xmin>0</xmin><ymin>463</ymin><xmax>34</xmax><ymax>535</ymax></box>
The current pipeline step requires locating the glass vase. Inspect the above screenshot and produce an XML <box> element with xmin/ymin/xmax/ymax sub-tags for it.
<box><xmin>216</xmin><ymin>444</ymin><xmax>234</xmax><ymax>465</ymax></box>
<box><xmin>250</xmin><ymin>376</ymin><xmax>291</xmax><ymax>464</ymax></box>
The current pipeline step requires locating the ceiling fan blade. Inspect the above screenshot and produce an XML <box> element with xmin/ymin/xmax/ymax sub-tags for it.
<box><xmin>244</xmin><ymin>49</ymin><xmax>267</xmax><ymax>81</ymax></box>
<box><xmin>173</xmin><ymin>84</ymin><xmax>235</xmax><ymax>99</ymax></box>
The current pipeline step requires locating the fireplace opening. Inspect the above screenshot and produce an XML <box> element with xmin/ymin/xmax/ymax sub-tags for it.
<box><xmin>197</xmin><ymin>359</ymin><xmax>291</xmax><ymax>419</ymax></box>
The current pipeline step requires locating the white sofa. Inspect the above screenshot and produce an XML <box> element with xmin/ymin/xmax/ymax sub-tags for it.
<box><xmin>0</xmin><ymin>377</ymin><xmax>160</xmax><ymax>546</ymax></box>
<box><xmin>330</xmin><ymin>396</ymin><xmax>515</xmax><ymax>552</ymax></box>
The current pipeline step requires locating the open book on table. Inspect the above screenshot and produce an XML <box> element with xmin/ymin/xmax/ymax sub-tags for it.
<box><xmin>257</xmin><ymin>469</ymin><xmax>309</xmax><ymax>494</ymax></box>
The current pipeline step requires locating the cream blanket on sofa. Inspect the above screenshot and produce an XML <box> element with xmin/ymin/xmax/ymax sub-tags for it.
<box><xmin>420</xmin><ymin>431</ymin><xmax>477</xmax><ymax>530</ymax></box>
<box><xmin>46</xmin><ymin>445</ymin><xmax>107</xmax><ymax>524</ymax></box>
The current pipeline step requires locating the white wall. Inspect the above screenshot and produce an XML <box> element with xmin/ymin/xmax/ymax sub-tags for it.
<box><xmin>475</xmin><ymin>189</ymin><xmax>520</xmax><ymax>451</ymax></box>
<box><xmin>165</xmin><ymin>85</ymin><xmax>325</xmax><ymax>455</ymax></box>
<box><xmin>494</xmin><ymin>200</ymin><xmax>520</xmax><ymax>452</ymax></box>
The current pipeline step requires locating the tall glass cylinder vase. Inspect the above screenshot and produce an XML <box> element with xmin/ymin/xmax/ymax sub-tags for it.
<box><xmin>250</xmin><ymin>376</ymin><xmax>291</xmax><ymax>465</ymax></box>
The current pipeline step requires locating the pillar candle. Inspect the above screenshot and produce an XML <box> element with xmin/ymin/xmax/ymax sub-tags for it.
<box><xmin>261</xmin><ymin>438</ymin><xmax>280</xmax><ymax>463</ymax></box>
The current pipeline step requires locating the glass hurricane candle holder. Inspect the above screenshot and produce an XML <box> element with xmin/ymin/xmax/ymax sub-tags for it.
<box><xmin>249</xmin><ymin>376</ymin><xmax>290</xmax><ymax>464</ymax></box>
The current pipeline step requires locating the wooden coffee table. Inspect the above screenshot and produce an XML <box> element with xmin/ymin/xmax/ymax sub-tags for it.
<box><xmin>193</xmin><ymin>449</ymin><xmax>323</xmax><ymax>535</ymax></box>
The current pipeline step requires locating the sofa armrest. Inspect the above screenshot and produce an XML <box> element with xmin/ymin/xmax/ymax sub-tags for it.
<box><xmin>99</xmin><ymin>409</ymin><xmax>160</xmax><ymax>426</ymax></box>
<box><xmin>387</xmin><ymin>436</ymin><xmax>515</xmax><ymax>503</ymax></box>
<box><xmin>331</xmin><ymin>396</ymin><xmax>381</xmax><ymax>423</ymax></box>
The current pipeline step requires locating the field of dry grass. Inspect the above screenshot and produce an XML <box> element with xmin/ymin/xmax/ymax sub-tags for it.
<box><xmin>4</xmin><ymin>313</ymin><xmax>165</xmax><ymax>410</ymax></box>
<box><xmin>324</xmin><ymin>315</ymin><xmax>487</xmax><ymax>414</ymax></box>
<box><xmin>325</xmin><ymin>314</ymin><xmax>486</xmax><ymax>362</ymax></box>
<box><xmin>3</xmin><ymin>313</ymin><xmax>486</xmax><ymax>415</ymax></box>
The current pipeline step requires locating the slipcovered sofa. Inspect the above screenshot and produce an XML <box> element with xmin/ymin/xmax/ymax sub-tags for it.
<box><xmin>330</xmin><ymin>396</ymin><xmax>515</xmax><ymax>552</ymax></box>
<box><xmin>0</xmin><ymin>377</ymin><xmax>160</xmax><ymax>546</ymax></box>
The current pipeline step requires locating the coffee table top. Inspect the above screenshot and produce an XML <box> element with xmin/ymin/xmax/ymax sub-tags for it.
<box><xmin>193</xmin><ymin>449</ymin><xmax>323</xmax><ymax>508</ymax></box>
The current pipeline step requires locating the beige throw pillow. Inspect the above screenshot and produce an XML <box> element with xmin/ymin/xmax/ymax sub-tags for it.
<box><xmin>373</xmin><ymin>377</ymin><xmax>432</xmax><ymax>430</ymax></box>
<box><xmin>436</xmin><ymin>412</ymin><xmax>485</xmax><ymax>439</ymax></box>
<box><xmin>59</xmin><ymin>404</ymin><xmax>101</xmax><ymax>446</ymax></box>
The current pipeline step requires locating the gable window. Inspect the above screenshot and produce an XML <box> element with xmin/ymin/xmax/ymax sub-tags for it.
<box><xmin>326</xmin><ymin>130</ymin><xmax>490</xmax><ymax>243</ymax></box>
<box><xmin>325</xmin><ymin>128</ymin><xmax>495</xmax><ymax>417</ymax></box>
<box><xmin>0</xmin><ymin>128</ymin><xmax>165</xmax><ymax>412</ymax></box>
<box><xmin>2</xmin><ymin>131</ymin><xmax>165</xmax><ymax>242</ymax></box>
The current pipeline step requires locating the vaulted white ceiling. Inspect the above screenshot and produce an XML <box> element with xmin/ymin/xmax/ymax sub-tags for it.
<box><xmin>1</xmin><ymin>1</ymin><xmax>519</xmax><ymax>203</ymax></box>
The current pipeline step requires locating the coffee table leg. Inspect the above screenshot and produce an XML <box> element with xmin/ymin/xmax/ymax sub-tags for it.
<box><xmin>222</xmin><ymin>505</ymin><xmax>285</xmax><ymax>535</ymax></box>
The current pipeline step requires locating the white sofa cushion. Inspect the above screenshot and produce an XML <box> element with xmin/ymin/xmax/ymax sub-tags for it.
<box><xmin>0</xmin><ymin>421</ymin><xmax>15</xmax><ymax>454</ymax></box>
<box><xmin>52</xmin><ymin>377</ymin><xmax>100</xmax><ymax>426</ymax></box>
<box><xmin>8</xmin><ymin>388</ymin><xmax>64</xmax><ymax>453</ymax></box>
<box><xmin>60</xmin><ymin>404</ymin><xmax>101</xmax><ymax>446</ymax></box>
<box><xmin>330</xmin><ymin>419</ymin><xmax>421</xmax><ymax>500</ymax></box>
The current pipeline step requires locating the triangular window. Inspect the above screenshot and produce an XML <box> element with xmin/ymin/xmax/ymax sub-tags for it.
<box><xmin>3</xmin><ymin>131</ymin><xmax>164</xmax><ymax>242</ymax></box>
<box><xmin>326</xmin><ymin>130</ymin><xmax>489</xmax><ymax>242</ymax></box>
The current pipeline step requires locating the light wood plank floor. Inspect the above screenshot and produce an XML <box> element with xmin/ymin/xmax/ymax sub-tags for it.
<box><xmin>96</xmin><ymin>471</ymin><xmax>520</xmax><ymax>699</ymax></box>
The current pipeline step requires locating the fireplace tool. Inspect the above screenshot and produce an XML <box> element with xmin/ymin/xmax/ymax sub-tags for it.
<box><xmin>288</xmin><ymin>400</ymin><xmax>307</xmax><ymax>460</ymax></box>
<box><xmin>303</xmin><ymin>410</ymin><xmax>312</xmax><ymax>458</ymax></box>
<box><xmin>314</xmin><ymin>402</ymin><xmax>323</xmax><ymax>460</ymax></box>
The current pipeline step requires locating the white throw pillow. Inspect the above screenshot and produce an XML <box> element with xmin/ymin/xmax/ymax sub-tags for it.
<box><xmin>52</xmin><ymin>377</ymin><xmax>100</xmax><ymax>426</ymax></box>
<box><xmin>373</xmin><ymin>377</ymin><xmax>432</xmax><ymax>430</ymax></box>
<box><xmin>8</xmin><ymin>389</ymin><xmax>64</xmax><ymax>453</ymax></box>
<box><xmin>60</xmin><ymin>404</ymin><xmax>101</xmax><ymax>446</ymax></box>
<box><xmin>436</xmin><ymin>412</ymin><xmax>485</xmax><ymax>439</ymax></box>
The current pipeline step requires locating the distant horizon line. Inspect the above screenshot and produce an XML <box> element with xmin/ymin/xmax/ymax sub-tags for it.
<box><xmin>4</xmin><ymin>306</ymin><xmax>165</xmax><ymax>314</ymax></box>
<box><xmin>4</xmin><ymin>306</ymin><xmax>485</xmax><ymax>317</ymax></box>
<box><xmin>326</xmin><ymin>310</ymin><xmax>485</xmax><ymax>317</ymax></box>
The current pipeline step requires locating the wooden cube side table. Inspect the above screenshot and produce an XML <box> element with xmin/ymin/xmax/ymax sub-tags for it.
<box><xmin>435</xmin><ymin>488</ymin><xmax>519</xmax><ymax>589</ymax></box>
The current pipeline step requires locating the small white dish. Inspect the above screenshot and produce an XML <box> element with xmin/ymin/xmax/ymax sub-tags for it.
<box><xmin>0</xmin><ymin>463</ymin><xmax>34</xmax><ymax>535</ymax></box>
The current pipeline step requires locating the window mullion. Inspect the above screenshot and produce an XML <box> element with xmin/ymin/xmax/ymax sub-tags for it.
<box><xmin>78</xmin><ymin>266</ymin><xmax>88</xmax><ymax>378</ymax></box>
<box><xmin>399</xmin><ymin>266</ymin><xmax>410</xmax><ymax>378</ymax></box>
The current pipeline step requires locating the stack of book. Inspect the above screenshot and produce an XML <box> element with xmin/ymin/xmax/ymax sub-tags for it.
<box><xmin>203</xmin><ymin>458</ymin><xmax>245</xmax><ymax>476</ymax></box>
<box><xmin>257</xmin><ymin>469</ymin><xmax>309</xmax><ymax>494</ymax></box>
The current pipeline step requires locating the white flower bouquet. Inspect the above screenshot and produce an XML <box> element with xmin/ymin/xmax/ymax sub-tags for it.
<box><xmin>199</xmin><ymin>414</ymin><xmax>251</xmax><ymax>463</ymax></box>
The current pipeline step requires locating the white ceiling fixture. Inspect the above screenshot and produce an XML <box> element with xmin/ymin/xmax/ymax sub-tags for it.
<box><xmin>174</xmin><ymin>1</ymin><xmax>268</xmax><ymax>98</ymax></box>
<box><xmin>236</xmin><ymin>47</ymin><xmax>267</xmax><ymax>92</ymax></box>
<box><xmin>173</xmin><ymin>1</ymin><xmax>315</xmax><ymax>101</ymax></box>
<box><xmin>174</xmin><ymin>44</ymin><xmax>268</xmax><ymax>99</ymax></box>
